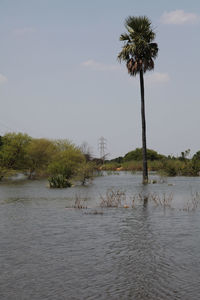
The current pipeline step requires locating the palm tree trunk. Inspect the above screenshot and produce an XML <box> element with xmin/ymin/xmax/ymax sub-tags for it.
<box><xmin>139</xmin><ymin>69</ymin><xmax>148</xmax><ymax>184</ymax></box>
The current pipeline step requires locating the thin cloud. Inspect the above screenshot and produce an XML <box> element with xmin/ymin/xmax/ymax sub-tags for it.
<box><xmin>13</xmin><ymin>27</ymin><xmax>36</xmax><ymax>36</ymax></box>
<box><xmin>160</xmin><ymin>10</ymin><xmax>199</xmax><ymax>25</ymax></box>
<box><xmin>0</xmin><ymin>74</ymin><xmax>8</xmax><ymax>85</ymax></box>
<box><xmin>81</xmin><ymin>59</ymin><xmax>121</xmax><ymax>71</ymax></box>
<box><xmin>145</xmin><ymin>72</ymin><xmax>170</xmax><ymax>84</ymax></box>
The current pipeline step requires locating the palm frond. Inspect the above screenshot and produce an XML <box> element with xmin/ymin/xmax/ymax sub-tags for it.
<box><xmin>119</xmin><ymin>33</ymin><xmax>131</xmax><ymax>42</ymax></box>
<box><xmin>118</xmin><ymin>44</ymin><xmax>136</xmax><ymax>62</ymax></box>
<box><xmin>126</xmin><ymin>58</ymin><xmax>141</xmax><ymax>76</ymax></box>
<box><xmin>118</xmin><ymin>15</ymin><xmax>158</xmax><ymax>74</ymax></box>
<box><xmin>125</xmin><ymin>16</ymin><xmax>151</xmax><ymax>36</ymax></box>
<box><xmin>149</xmin><ymin>43</ymin><xmax>159</xmax><ymax>58</ymax></box>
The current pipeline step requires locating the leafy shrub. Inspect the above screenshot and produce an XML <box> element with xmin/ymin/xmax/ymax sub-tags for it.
<box><xmin>0</xmin><ymin>132</ymin><xmax>31</xmax><ymax>170</ymax></box>
<box><xmin>48</xmin><ymin>174</ymin><xmax>72</xmax><ymax>188</ymax></box>
<box><xmin>47</xmin><ymin>142</ymin><xmax>85</xmax><ymax>188</ymax></box>
<box><xmin>77</xmin><ymin>161</ymin><xmax>97</xmax><ymax>185</ymax></box>
<box><xmin>26</xmin><ymin>138</ymin><xmax>57</xmax><ymax>178</ymax></box>
<box><xmin>159</xmin><ymin>160</ymin><xmax>185</xmax><ymax>176</ymax></box>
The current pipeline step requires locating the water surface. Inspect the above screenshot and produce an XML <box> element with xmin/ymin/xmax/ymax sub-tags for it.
<box><xmin>0</xmin><ymin>173</ymin><xmax>200</xmax><ymax>299</ymax></box>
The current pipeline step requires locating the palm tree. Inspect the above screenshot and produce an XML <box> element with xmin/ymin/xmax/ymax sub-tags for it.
<box><xmin>118</xmin><ymin>16</ymin><xmax>158</xmax><ymax>183</ymax></box>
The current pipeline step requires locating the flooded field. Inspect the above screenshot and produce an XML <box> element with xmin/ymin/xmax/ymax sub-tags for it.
<box><xmin>0</xmin><ymin>172</ymin><xmax>200</xmax><ymax>300</ymax></box>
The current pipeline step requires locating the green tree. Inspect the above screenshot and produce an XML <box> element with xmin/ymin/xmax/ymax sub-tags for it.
<box><xmin>118</xmin><ymin>16</ymin><xmax>158</xmax><ymax>183</ymax></box>
<box><xmin>0</xmin><ymin>132</ymin><xmax>31</xmax><ymax>170</ymax></box>
<box><xmin>192</xmin><ymin>151</ymin><xmax>200</xmax><ymax>161</ymax></box>
<box><xmin>26</xmin><ymin>138</ymin><xmax>57</xmax><ymax>178</ymax></box>
<box><xmin>48</xmin><ymin>142</ymin><xmax>85</xmax><ymax>188</ymax></box>
<box><xmin>0</xmin><ymin>136</ymin><xmax>3</xmax><ymax>148</ymax></box>
<box><xmin>124</xmin><ymin>148</ymin><xmax>165</xmax><ymax>162</ymax></box>
<box><xmin>190</xmin><ymin>151</ymin><xmax>200</xmax><ymax>175</ymax></box>
<box><xmin>77</xmin><ymin>161</ymin><xmax>97</xmax><ymax>185</ymax></box>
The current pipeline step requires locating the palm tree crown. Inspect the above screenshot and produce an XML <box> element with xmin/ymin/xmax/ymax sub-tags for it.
<box><xmin>118</xmin><ymin>16</ymin><xmax>158</xmax><ymax>75</ymax></box>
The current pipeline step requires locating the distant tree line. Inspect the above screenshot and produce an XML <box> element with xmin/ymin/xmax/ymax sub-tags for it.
<box><xmin>1</xmin><ymin>133</ymin><xmax>200</xmax><ymax>185</ymax></box>
<box><xmin>104</xmin><ymin>148</ymin><xmax>200</xmax><ymax>176</ymax></box>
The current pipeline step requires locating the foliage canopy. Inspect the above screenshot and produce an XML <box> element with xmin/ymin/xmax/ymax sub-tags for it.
<box><xmin>118</xmin><ymin>16</ymin><xmax>158</xmax><ymax>76</ymax></box>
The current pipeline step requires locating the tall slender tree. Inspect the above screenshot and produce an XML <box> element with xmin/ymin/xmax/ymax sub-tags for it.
<box><xmin>118</xmin><ymin>16</ymin><xmax>158</xmax><ymax>183</ymax></box>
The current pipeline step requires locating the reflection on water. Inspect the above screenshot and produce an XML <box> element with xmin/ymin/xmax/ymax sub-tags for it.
<box><xmin>0</xmin><ymin>173</ymin><xmax>200</xmax><ymax>300</ymax></box>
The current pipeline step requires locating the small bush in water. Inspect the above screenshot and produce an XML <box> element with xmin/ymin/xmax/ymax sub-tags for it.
<box><xmin>48</xmin><ymin>174</ymin><xmax>71</xmax><ymax>188</ymax></box>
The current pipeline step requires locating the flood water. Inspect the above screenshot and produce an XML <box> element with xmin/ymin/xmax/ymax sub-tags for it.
<box><xmin>0</xmin><ymin>172</ymin><xmax>200</xmax><ymax>300</ymax></box>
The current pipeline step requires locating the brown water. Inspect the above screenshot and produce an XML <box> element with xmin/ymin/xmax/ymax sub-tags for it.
<box><xmin>0</xmin><ymin>173</ymin><xmax>200</xmax><ymax>300</ymax></box>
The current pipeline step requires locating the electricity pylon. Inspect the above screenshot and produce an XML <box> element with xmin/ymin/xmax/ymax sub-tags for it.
<box><xmin>98</xmin><ymin>136</ymin><xmax>107</xmax><ymax>163</ymax></box>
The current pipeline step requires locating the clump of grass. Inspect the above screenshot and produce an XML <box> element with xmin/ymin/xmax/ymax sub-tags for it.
<box><xmin>130</xmin><ymin>192</ymin><xmax>173</xmax><ymax>208</ymax></box>
<box><xmin>100</xmin><ymin>189</ymin><xmax>126</xmax><ymax>207</ymax></box>
<box><xmin>150</xmin><ymin>192</ymin><xmax>173</xmax><ymax>207</ymax></box>
<box><xmin>149</xmin><ymin>176</ymin><xmax>167</xmax><ymax>184</ymax></box>
<box><xmin>130</xmin><ymin>193</ymin><xmax>151</xmax><ymax>207</ymax></box>
<box><xmin>183</xmin><ymin>192</ymin><xmax>200</xmax><ymax>211</ymax></box>
<box><xmin>73</xmin><ymin>194</ymin><xmax>87</xmax><ymax>209</ymax></box>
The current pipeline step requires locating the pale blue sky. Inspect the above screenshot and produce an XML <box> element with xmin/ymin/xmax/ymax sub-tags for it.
<box><xmin>0</xmin><ymin>0</ymin><xmax>200</xmax><ymax>158</ymax></box>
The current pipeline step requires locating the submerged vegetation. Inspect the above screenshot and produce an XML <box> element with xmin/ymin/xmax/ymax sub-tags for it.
<box><xmin>72</xmin><ymin>188</ymin><xmax>200</xmax><ymax>212</ymax></box>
